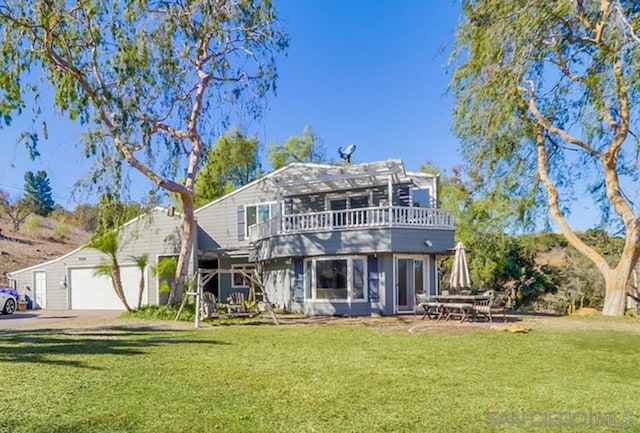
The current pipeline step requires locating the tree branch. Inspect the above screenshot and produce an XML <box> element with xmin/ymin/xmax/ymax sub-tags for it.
<box><xmin>535</xmin><ymin>127</ymin><xmax>610</xmax><ymax>275</ymax></box>
<box><xmin>522</xmin><ymin>88</ymin><xmax>601</xmax><ymax>158</ymax></box>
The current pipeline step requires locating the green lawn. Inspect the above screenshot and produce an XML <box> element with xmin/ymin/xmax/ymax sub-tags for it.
<box><xmin>1</xmin><ymin>321</ymin><xmax>639</xmax><ymax>433</ymax></box>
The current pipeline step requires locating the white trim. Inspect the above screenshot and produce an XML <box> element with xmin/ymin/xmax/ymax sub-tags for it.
<box><xmin>33</xmin><ymin>270</ymin><xmax>47</xmax><ymax>309</ymax></box>
<box><xmin>231</xmin><ymin>263</ymin><xmax>255</xmax><ymax>288</ymax></box>
<box><xmin>244</xmin><ymin>201</ymin><xmax>278</xmax><ymax>237</ymax></box>
<box><xmin>394</xmin><ymin>254</ymin><xmax>428</xmax><ymax>314</ymax></box>
<box><xmin>155</xmin><ymin>254</ymin><xmax>178</xmax><ymax>305</ymax></box>
<box><xmin>305</xmin><ymin>255</ymin><xmax>368</xmax><ymax>303</ymax></box>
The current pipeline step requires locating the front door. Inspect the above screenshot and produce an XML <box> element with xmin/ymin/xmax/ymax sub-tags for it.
<box><xmin>34</xmin><ymin>271</ymin><xmax>46</xmax><ymax>309</ymax></box>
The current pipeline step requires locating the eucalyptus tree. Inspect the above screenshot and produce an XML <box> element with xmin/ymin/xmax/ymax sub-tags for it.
<box><xmin>452</xmin><ymin>0</ymin><xmax>640</xmax><ymax>315</ymax></box>
<box><xmin>0</xmin><ymin>1</ymin><xmax>288</xmax><ymax>304</ymax></box>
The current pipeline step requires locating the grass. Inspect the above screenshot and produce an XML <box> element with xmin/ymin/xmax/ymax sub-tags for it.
<box><xmin>1</xmin><ymin>321</ymin><xmax>639</xmax><ymax>432</ymax></box>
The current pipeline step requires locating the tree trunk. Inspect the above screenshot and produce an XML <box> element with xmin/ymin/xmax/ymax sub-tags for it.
<box><xmin>533</xmin><ymin>127</ymin><xmax>638</xmax><ymax>317</ymax></box>
<box><xmin>111</xmin><ymin>261</ymin><xmax>132</xmax><ymax>312</ymax></box>
<box><xmin>602</xmin><ymin>276</ymin><xmax>627</xmax><ymax>316</ymax></box>
<box><xmin>137</xmin><ymin>276</ymin><xmax>145</xmax><ymax>310</ymax></box>
<box><xmin>601</xmin><ymin>252</ymin><xmax>636</xmax><ymax>316</ymax></box>
<box><xmin>168</xmin><ymin>194</ymin><xmax>195</xmax><ymax>305</ymax></box>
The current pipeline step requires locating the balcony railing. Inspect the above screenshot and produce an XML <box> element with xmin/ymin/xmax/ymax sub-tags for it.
<box><xmin>248</xmin><ymin>206</ymin><xmax>454</xmax><ymax>242</ymax></box>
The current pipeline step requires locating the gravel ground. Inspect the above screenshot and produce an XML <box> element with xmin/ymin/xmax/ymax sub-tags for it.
<box><xmin>0</xmin><ymin>309</ymin><xmax>193</xmax><ymax>332</ymax></box>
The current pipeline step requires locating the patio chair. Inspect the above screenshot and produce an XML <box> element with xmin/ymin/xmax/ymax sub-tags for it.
<box><xmin>416</xmin><ymin>293</ymin><xmax>442</xmax><ymax>320</ymax></box>
<box><xmin>201</xmin><ymin>292</ymin><xmax>219</xmax><ymax>319</ymax></box>
<box><xmin>440</xmin><ymin>302</ymin><xmax>474</xmax><ymax>322</ymax></box>
<box><xmin>227</xmin><ymin>292</ymin><xmax>246</xmax><ymax>314</ymax></box>
<box><xmin>472</xmin><ymin>290</ymin><xmax>507</xmax><ymax>322</ymax></box>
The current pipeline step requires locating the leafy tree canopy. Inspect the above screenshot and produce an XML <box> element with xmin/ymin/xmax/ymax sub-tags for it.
<box><xmin>24</xmin><ymin>170</ymin><xmax>54</xmax><ymax>216</ymax></box>
<box><xmin>0</xmin><ymin>0</ymin><xmax>288</xmax><ymax>304</ymax></box>
<box><xmin>268</xmin><ymin>126</ymin><xmax>327</xmax><ymax>169</ymax></box>
<box><xmin>193</xmin><ymin>128</ymin><xmax>262</xmax><ymax>208</ymax></box>
<box><xmin>0</xmin><ymin>189</ymin><xmax>31</xmax><ymax>231</ymax></box>
<box><xmin>451</xmin><ymin>0</ymin><xmax>640</xmax><ymax>315</ymax></box>
<box><xmin>426</xmin><ymin>163</ymin><xmax>557</xmax><ymax>305</ymax></box>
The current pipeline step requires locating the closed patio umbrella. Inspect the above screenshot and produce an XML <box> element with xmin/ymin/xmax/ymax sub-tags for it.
<box><xmin>449</xmin><ymin>242</ymin><xmax>471</xmax><ymax>291</ymax></box>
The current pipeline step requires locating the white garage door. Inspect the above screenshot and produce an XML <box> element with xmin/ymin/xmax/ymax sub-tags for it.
<box><xmin>69</xmin><ymin>266</ymin><xmax>146</xmax><ymax>310</ymax></box>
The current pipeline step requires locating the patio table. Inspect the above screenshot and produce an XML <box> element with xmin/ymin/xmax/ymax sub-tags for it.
<box><xmin>422</xmin><ymin>294</ymin><xmax>490</xmax><ymax>322</ymax></box>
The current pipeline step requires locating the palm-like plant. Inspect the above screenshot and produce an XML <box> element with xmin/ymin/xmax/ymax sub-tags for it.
<box><xmin>88</xmin><ymin>231</ymin><xmax>132</xmax><ymax>312</ymax></box>
<box><xmin>129</xmin><ymin>253</ymin><xmax>149</xmax><ymax>310</ymax></box>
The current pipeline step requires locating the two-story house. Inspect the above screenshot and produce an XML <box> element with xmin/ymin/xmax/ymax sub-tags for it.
<box><xmin>8</xmin><ymin>159</ymin><xmax>455</xmax><ymax>316</ymax></box>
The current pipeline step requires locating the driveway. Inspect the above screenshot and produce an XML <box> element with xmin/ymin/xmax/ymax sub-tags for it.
<box><xmin>0</xmin><ymin>310</ymin><xmax>124</xmax><ymax>331</ymax></box>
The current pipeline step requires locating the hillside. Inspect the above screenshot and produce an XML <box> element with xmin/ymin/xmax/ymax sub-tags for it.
<box><xmin>0</xmin><ymin>214</ymin><xmax>91</xmax><ymax>286</ymax></box>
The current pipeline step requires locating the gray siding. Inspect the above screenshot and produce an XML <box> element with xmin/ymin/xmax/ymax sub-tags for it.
<box><xmin>216</xmin><ymin>256</ymin><xmax>254</xmax><ymax>303</ymax></box>
<box><xmin>378</xmin><ymin>254</ymin><xmax>395</xmax><ymax>315</ymax></box>
<box><xmin>256</xmin><ymin>251</ymin><xmax>442</xmax><ymax>317</ymax></box>
<box><xmin>9</xmin><ymin>208</ymin><xmax>185</xmax><ymax>309</ymax></box>
<box><xmin>252</xmin><ymin>227</ymin><xmax>454</xmax><ymax>261</ymax></box>
<box><xmin>260</xmin><ymin>259</ymin><xmax>291</xmax><ymax>309</ymax></box>
<box><xmin>195</xmin><ymin>177</ymin><xmax>278</xmax><ymax>254</ymax></box>
<box><xmin>390</xmin><ymin>227</ymin><xmax>454</xmax><ymax>254</ymax></box>
<box><xmin>290</xmin><ymin>301</ymin><xmax>373</xmax><ymax>316</ymax></box>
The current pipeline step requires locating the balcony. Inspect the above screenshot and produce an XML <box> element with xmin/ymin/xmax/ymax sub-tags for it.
<box><xmin>248</xmin><ymin>206</ymin><xmax>454</xmax><ymax>243</ymax></box>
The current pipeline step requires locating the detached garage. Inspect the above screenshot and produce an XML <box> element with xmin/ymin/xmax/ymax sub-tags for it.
<box><xmin>7</xmin><ymin>207</ymin><xmax>184</xmax><ymax>310</ymax></box>
<box><xmin>69</xmin><ymin>266</ymin><xmax>145</xmax><ymax>310</ymax></box>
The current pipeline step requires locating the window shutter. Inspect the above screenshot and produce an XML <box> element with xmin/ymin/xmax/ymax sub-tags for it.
<box><xmin>292</xmin><ymin>259</ymin><xmax>304</xmax><ymax>302</ymax></box>
<box><xmin>367</xmin><ymin>255</ymin><xmax>379</xmax><ymax>302</ymax></box>
<box><xmin>237</xmin><ymin>205</ymin><xmax>245</xmax><ymax>241</ymax></box>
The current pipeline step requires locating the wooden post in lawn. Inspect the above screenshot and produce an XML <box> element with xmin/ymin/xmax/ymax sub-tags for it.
<box><xmin>194</xmin><ymin>271</ymin><xmax>202</xmax><ymax>328</ymax></box>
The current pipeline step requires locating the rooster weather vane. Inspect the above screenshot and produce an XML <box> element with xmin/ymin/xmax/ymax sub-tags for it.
<box><xmin>338</xmin><ymin>144</ymin><xmax>356</xmax><ymax>163</ymax></box>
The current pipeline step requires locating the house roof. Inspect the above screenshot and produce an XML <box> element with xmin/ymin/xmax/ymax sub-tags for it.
<box><xmin>193</xmin><ymin>159</ymin><xmax>432</xmax><ymax>212</ymax></box>
<box><xmin>269</xmin><ymin>159</ymin><xmax>421</xmax><ymax>196</ymax></box>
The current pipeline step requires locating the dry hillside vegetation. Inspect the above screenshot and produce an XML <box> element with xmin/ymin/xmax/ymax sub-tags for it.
<box><xmin>0</xmin><ymin>214</ymin><xmax>90</xmax><ymax>286</ymax></box>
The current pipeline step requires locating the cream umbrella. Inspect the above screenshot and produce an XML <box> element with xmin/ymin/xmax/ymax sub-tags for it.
<box><xmin>449</xmin><ymin>242</ymin><xmax>471</xmax><ymax>292</ymax></box>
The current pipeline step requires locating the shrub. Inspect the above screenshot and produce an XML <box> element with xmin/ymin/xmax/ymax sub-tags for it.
<box><xmin>24</xmin><ymin>215</ymin><xmax>42</xmax><ymax>237</ymax></box>
<box><xmin>52</xmin><ymin>223</ymin><xmax>70</xmax><ymax>242</ymax></box>
<box><xmin>123</xmin><ymin>304</ymin><xmax>196</xmax><ymax>322</ymax></box>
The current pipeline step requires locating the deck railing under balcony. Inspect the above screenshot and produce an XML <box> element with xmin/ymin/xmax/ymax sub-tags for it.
<box><xmin>248</xmin><ymin>206</ymin><xmax>454</xmax><ymax>242</ymax></box>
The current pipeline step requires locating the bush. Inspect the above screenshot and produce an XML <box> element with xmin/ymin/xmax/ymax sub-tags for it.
<box><xmin>24</xmin><ymin>215</ymin><xmax>42</xmax><ymax>237</ymax></box>
<box><xmin>123</xmin><ymin>304</ymin><xmax>196</xmax><ymax>322</ymax></box>
<box><xmin>52</xmin><ymin>223</ymin><xmax>70</xmax><ymax>242</ymax></box>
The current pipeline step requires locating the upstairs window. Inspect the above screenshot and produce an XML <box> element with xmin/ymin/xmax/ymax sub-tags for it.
<box><xmin>245</xmin><ymin>202</ymin><xmax>279</xmax><ymax>236</ymax></box>
<box><xmin>411</xmin><ymin>188</ymin><xmax>432</xmax><ymax>208</ymax></box>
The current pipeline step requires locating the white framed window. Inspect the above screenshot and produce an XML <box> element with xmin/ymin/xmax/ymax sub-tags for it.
<box><xmin>231</xmin><ymin>263</ymin><xmax>255</xmax><ymax>288</ymax></box>
<box><xmin>245</xmin><ymin>202</ymin><xmax>279</xmax><ymax>236</ymax></box>
<box><xmin>305</xmin><ymin>256</ymin><xmax>367</xmax><ymax>302</ymax></box>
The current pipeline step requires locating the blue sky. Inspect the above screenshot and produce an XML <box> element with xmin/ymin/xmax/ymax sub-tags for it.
<box><xmin>0</xmin><ymin>1</ymin><xmax>600</xmax><ymax>230</ymax></box>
